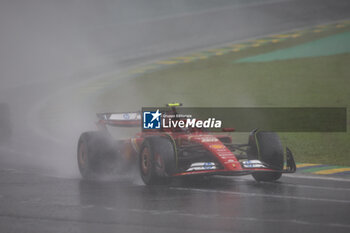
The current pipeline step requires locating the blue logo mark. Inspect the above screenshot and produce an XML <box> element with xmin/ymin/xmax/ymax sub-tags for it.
<box><xmin>143</xmin><ymin>109</ymin><xmax>161</xmax><ymax>129</ymax></box>
<box><xmin>203</xmin><ymin>162</ymin><xmax>214</xmax><ymax>169</ymax></box>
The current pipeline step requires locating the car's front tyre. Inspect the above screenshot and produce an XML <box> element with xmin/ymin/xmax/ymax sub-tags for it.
<box><xmin>139</xmin><ymin>136</ymin><xmax>177</xmax><ymax>185</ymax></box>
<box><xmin>248</xmin><ymin>130</ymin><xmax>284</xmax><ymax>182</ymax></box>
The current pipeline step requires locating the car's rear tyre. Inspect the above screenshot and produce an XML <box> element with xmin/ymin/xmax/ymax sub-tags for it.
<box><xmin>248</xmin><ymin>130</ymin><xmax>284</xmax><ymax>182</ymax></box>
<box><xmin>139</xmin><ymin>136</ymin><xmax>176</xmax><ymax>185</ymax></box>
<box><xmin>0</xmin><ymin>103</ymin><xmax>12</xmax><ymax>144</ymax></box>
<box><xmin>77</xmin><ymin>131</ymin><xmax>118</xmax><ymax>179</ymax></box>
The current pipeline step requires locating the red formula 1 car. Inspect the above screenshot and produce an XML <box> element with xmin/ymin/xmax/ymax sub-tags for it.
<box><xmin>77</xmin><ymin>104</ymin><xmax>296</xmax><ymax>184</ymax></box>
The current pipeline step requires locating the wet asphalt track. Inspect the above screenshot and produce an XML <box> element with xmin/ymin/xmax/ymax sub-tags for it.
<box><xmin>1</xmin><ymin>0</ymin><xmax>350</xmax><ymax>232</ymax></box>
<box><xmin>1</xmin><ymin>165</ymin><xmax>350</xmax><ymax>233</ymax></box>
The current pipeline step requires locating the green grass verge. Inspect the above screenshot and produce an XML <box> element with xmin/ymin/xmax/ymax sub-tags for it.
<box><xmin>95</xmin><ymin>25</ymin><xmax>350</xmax><ymax>166</ymax></box>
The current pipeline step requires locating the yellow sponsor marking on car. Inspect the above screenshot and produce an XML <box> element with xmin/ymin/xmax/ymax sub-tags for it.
<box><xmin>210</xmin><ymin>144</ymin><xmax>225</xmax><ymax>149</ymax></box>
<box><xmin>314</xmin><ymin>168</ymin><xmax>350</xmax><ymax>175</ymax></box>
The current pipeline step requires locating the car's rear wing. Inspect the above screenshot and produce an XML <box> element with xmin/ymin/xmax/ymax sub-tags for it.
<box><xmin>96</xmin><ymin>112</ymin><xmax>141</xmax><ymax>127</ymax></box>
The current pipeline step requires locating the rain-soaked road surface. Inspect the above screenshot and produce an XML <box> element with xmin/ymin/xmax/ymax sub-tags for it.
<box><xmin>0</xmin><ymin>163</ymin><xmax>350</xmax><ymax>233</ymax></box>
<box><xmin>1</xmin><ymin>0</ymin><xmax>350</xmax><ymax>232</ymax></box>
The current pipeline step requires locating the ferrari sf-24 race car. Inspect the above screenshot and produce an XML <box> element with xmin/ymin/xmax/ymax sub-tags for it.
<box><xmin>77</xmin><ymin>104</ymin><xmax>296</xmax><ymax>184</ymax></box>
